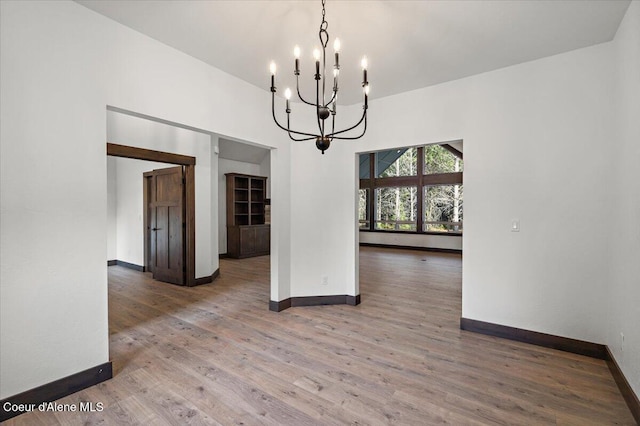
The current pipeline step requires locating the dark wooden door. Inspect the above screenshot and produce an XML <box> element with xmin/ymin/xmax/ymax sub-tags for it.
<box><xmin>148</xmin><ymin>166</ymin><xmax>185</xmax><ymax>285</ymax></box>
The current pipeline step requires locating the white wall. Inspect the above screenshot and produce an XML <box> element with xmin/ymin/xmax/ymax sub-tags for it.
<box><xmin>259</xmin><ymin>151</ymin><xmax>272</xmax><ymax>199</ymax></box>
<box><xmin>109</xmin><ymin>157</ymin><xmax>170</xmax><ymax>265</ymax></box>
<box><xmin>107</xmin><ymin>111</ymin><xmax>216</xmax><ymax>278</ymax></box>
<box><xmin>106</xmin><ymin>157</ymin><xmax>117</xmax><ymax>260</ymax></box>
<box><xmin>397</xmin><ymin>43</ymin><xmax>610</xmax><ymax>344</ymax></box>
<box><xmin>0</xmin><ymin>0</ymin><xmax>288</xmax><ymax>399</ymax></box>
<box><xmin>359</xmin><ymin>232</ymin><xmax>462</xmax><ymax>251</ymax></box>
<box><xmin>292</xmin><ymin>34</ymin><xmax>617</xmax><ymax>344</ymax></box>
<box><xmin>608</xmin><ymin>0</ymin><xmax>640</xmax><ymax>397</ymax></box>
<box><xmin>218</xmin><ymin>158</ymin><xmax>264</xmax><ymax>254</ymax></box>
<box><xmin>289</xmin><ymin>141</ymin><xmax>360</xmax><ymax>297</ymax></box>
<box><xmin>270</xmin><ymin>146</ymin><xmax>293</xmax><ymax>303</ymax></box>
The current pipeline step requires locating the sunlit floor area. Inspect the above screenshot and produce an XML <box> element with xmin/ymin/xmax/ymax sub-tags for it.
<box><xmin>5</xmin><ymin>247</ymin><xmax>634</xmax><ymax>425</ymax></box>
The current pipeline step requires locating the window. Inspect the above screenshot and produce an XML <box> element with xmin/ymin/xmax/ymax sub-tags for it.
<box><xmin>424</xmin><ymin>185</ymin><xmax>463</xmax><ymax>233</ymax></box>
<box><xmin>375</xmin><ymin>187</ymin><xmax>417</xmax><ymax>231</ymax></box>
<box><xmin>359</xmin><ymin>142</ymin><xmax>463</xmax><ymax>234</ymax></box>
<box><xmin>359</xmin><ymin>189</ymin><xmax>369</xmax><ymax>229</ymax></box>
<box><xmin>424</xmin><ymin>144</ymin><xmax>463</xmax><ymax>174</ymax></box>
<box><xmin>376</xmin><ymin>148</ymin><xmax>417</xmax><ymax>177</ymax></box>
<box><xmin>359</xmin><ymin>155</ymin><xmax>370</xmax><ymax>179</ymax></box>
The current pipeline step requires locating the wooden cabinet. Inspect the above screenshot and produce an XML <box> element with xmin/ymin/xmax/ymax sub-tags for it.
<box><xmin>226</xmin><ymin>173</ymin><xmax>270</xmax><ymax>258</ymax></box>
<box><xmin>227</xmin><ymin>224</ymin><xmax>270</xmax><ymax>258</ymax></box>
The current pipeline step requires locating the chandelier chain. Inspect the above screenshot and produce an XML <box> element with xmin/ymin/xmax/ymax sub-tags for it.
<box><xmin>319</xmin><ymin>0</ymin><xmax>329</xmax><ymax>49</ymax></box>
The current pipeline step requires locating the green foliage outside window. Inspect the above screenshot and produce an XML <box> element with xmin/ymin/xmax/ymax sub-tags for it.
<box><xmin>424</xmin><ymin>185</ymin><xmax>463</xmax><ymax>233</ymax></box>
<box><xmin>359</xmin><ymin>143</ymin><xmax>463</xmax><ymax>233</ymax></box>
<box><xmin>424</xmin><ymin>145</ymin><xmax>463</xmax><ymax>174</ymax></box>
<box><xmin>359</xmin><ymin>189</ymin><xmax>369</xmax><ymax>229</ymax></box>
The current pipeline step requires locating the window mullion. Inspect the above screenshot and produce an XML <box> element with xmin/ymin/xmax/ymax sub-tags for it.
<box><xmin>368</xmin><ymin>152</ymin><xmax>375</xmax><ymax>231</ymax></box>
<box><xmin>417</xmin><ymin>146</ymin><xmax>424</xmax><ymax>234</ymax></box>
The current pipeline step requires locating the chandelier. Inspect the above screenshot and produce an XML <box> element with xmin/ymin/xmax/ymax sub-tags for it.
<box><xmin>269</xmin><ymin>0</ymin><xmax>369</xmax><ymax>154</ymax></box>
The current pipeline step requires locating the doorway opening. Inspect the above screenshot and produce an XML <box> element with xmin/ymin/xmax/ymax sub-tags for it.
<box><xmin>356</xmin><ymin>140</ymin><xmax>464</xmax><ymax>301</ymax></box>
<box><xmin>107</xmin><ymin>142</ymin><xmax>198</xmax><ymax>286</ymax></box>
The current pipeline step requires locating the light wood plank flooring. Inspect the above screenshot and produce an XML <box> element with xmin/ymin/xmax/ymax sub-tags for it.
<box><xmin>5</xmin><ymin>247</ymin><xmax>635</xmax><ymax>425</ymax></box>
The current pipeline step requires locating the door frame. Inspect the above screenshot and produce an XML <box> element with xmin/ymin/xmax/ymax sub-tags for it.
<box><xmin>107</xmin><ymin>142</ymin><xmax>197</xmax><ymax>286</ymax></box>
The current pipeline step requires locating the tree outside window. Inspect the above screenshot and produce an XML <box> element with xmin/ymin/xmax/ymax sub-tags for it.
<box><xmin>359</xmin><ymin>142</ymin><xmax>463</xmax><ymax>234</ymax></box>
<box><xmin>424</xmin><ymin>145</ymin><xmax>463</xmax><ymax>174</ymax></box>
<box><xmin>359</xmin><ymin>189</ymin><xmax>369</xmax><ymax>229</ymax></box>
<box><xmin>424</xmin><ymin>185</ymin><xmax>463</xmax><ymax>233</ymax></box>
<box><xmin>375</xmin><ymin>186</ymin><xmax>417</xmax><ymax>231</ymax></box>
<box><xmin>377</xmin><ymin>148</ymin><xmax>417</xmax><ymax>177</ymax></box>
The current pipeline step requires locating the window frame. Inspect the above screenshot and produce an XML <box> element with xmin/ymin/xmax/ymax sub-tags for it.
<box><xmin>359</xmin><ymin>144</ymin><xmax>463</xmax><ymax>236</ymax></box>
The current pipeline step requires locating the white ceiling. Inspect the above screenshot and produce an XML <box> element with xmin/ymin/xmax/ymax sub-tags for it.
<box><xmin>77</xmin><ymin>0</ymin><xmax>630</xmax><ymax>105</ymax></box>
<box><xmin>218</xmin><ymin>138</ymin><xmax>269</xmax><ymax>164</ymax></box>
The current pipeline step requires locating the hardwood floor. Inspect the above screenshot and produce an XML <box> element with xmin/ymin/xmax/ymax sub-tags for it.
<box><xmin>5</xmin><ymin>247</ymin><xmax>635</xmax><ymax>425</ymax></box>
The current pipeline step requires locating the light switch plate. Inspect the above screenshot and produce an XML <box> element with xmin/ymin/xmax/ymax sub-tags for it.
<box><xmin>511</xmin><ymin>219</ymin><xmax>520</xmax><ymax>232</ymax></box>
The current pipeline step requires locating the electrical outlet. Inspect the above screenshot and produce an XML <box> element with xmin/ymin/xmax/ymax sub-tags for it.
<box><xmin>511</xmin><ymin>219</ymin><xmax>520</xmax><ymax>232</ymax></box>
<box><xmin>321</xmin><ymin>276</ymin><xmax>328</xmax><ymax>286</ymax></box>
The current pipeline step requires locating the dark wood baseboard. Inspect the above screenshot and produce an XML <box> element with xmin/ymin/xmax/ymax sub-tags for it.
<box><xmin>108</xmin><ymin>260</ymin><xmax>145</xmax><ymax>272</ymax></box>
<box><xmin>359</xmin><ymin>243</ymin><xmax>462</xmax><ymax>255</ymax></box>
<box><xmin>461</xmin><ymin>318</ymin><xmax>639</xmax><ymax>422</ymax></box>
<box><xmin>0</xmin><ymin>362</ymin><xmax>112</xmax><ymax>422</ymax></box>
<box><xmin>606</xmin><ymin>347</ymin><xmax>640</xmax><ymax>424</ymax></box>
<box><xmin>269</xmin><ymin>298</ymin><xmax>292</xmax><ymax>312</ymax></box>
<box><xmin>270</xmin><ymin>294</ymin><xmax>361</xmax><ymax>312</ymax></box>
<box><xmin>193</xmin><ymin>268</ymin><xmax>220</xmax><ymax>286</ymax></box>
<box><xmin>346</xmin><ymin>294</ymin><xmax>361</xmax><ymax>306</ymax></box>
<box><xmin>218</xmin><ymin>253</ymin><xmax>229</xmax><ymax>259</ymax></box>
<box><xmin>460</xmin><ymin>318</ymin><xmax>607</xmax><ymax>359</ymax></box>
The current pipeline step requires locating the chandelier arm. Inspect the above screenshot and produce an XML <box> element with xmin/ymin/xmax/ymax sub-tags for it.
<box><xmin>285</xmin><ymin>127</ymin><xmax>324</xmax><ymax>138</ymax></box>
<box><xmin>286</xmin><ymin>112</ymin><xmax>318</xmax><ymax>141</ymax></box>
<box><xmin>315</xmin><ymin>76</ymin><xmax>324</xmax><ymax>136</ymax></box>
<box><xmin>289</xmin><ymin>134</ymin><xmax>317</xmax><ymax>142</ymax></box>
<box><xmin>330</xmin><ymin>112</ymin><xmax>336</xmax><ymax>138</ymax></box>
<box><xmin>288</xmin><ymin>132</ymin><xmax>318</xmax><ymax>142</ymax></box>
<box><xmin>323</xmin><ymin>90</ymin><xmax>337</xmax><ymax>108</ymax></box>
<box><xmin>283</xmin><ymin>124</ymin><xmax>323</xmax><ymax>139</ymax></box>
<box><xmin>272</xmin><ymin>93</ymin><xmax>319</xmax><ymax>138</ymax></box>
<box><xmin>327</xmin><ymin>108</ymin><xmax>366</xmax><ymax>137</ymax></box>
<box><xmin>332</xmin><ymin>114</ymin><xmax>367</xmax><ymax>140</ymax></box>
<box><xmin>320</xmin><ymin>32</ymin><xmax>327</xmax><ymax>109</ymax></box>
<box><xmin>295</xmin><ymin>75</ymin><xmax>317</xmax><ymax>107</ymax></box>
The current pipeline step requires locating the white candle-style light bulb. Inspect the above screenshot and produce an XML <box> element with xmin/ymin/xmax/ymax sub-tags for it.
<box><xmin>294</xmin><ymin>46</ymin><xmax>301</xmax><ymax>59</ymax></box>
<box><xmin>313</xmin><ymin>48</ymin><xmax>321</xmax><ymax>61</ymax></box>
<box><xmin>284</xmin><ymin>87</ymin><xmax>292</xmax><ymax>112</ymax></box>
<box><xmin>270</xmin><ymin>61</ymin><xmax>277</xmax><ymax>75</ymax></box>
<box><xmin>333</xmin><ymin>38</ymin><xmax>341</xmax><ymax>70</ymax></box>
<box><xmin>364</xmin><ymin>84</ymin><xmax>369</xmax><ymax>108</ymax></box>
<box><xmin>333</xmin><ymin>69</ymin><xmax>339</xmax><ymax>77</ymax></box>
<box><xmin>361</xmin><ymin>56</ymin><xmax>368</xmax><ymax>86</ymax></box>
